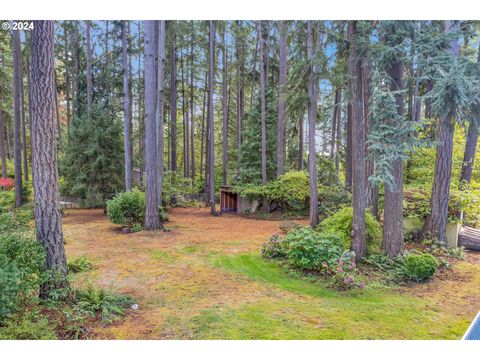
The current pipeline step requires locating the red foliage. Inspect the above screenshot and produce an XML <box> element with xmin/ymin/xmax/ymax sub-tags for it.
<box><xmin>0</xmin><ymin>177</ymin><xmax>15</xmax><ymax>187</ymax></box>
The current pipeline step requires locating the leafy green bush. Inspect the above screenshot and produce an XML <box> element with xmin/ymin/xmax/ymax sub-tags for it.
<box><xmin>261</xmin><ymin>234</ymin><xmax>286</xmax><ymax>259</ymax></box>
<box><xmin>0</xmin><ymin>312</ymin><xmax>56</xmax><ymax>340</ymax></box>
<box><xmin>0</xmin><ymin>256</ymin><xmax>20</xmax><ymax>319</ymax></box>
<box><xmin>106</xmin><ymin>189</ymin><xmax>145</xmax><ymax>228</ymax></box>
<box><xmin>363</xmin><ymin>253</ymin><xmax>408</xmax><ymax>282</ymax></box>
<box><xmin>317</xmin><ymin>185</ymin><xmax>351</xmax><ymax>218</ymax></box>
<box><xmin>74</xmin><ymin>285</ymin><xmax>135</xmax><ymax>324</ymax></box>
<box><xmin>405</xmin><ymin>253</ymin><xmax>438</xmax><ymax>281</ymax></box>
<box><xmin>130</xmin><ymin>224</ymin><xmax>143</xmax><ymax>233</ymax></box>
<box><xmin>317</xmin><ymin>207</ymin><xmax>382</xmax><ymax>253</ymax></box>
<box><xmin>68</xmin><ymin>256</ymin><xmax>93</xmax><ymax>273</ymax></box>
<box><xmin>279</xmin><ymin>220</ymin><xmax>301</xmax><ymax>233</ymax></box>
<box><xmin>282</xmin><ymin>227</ymin><xmax>344</xmax><ymax>271</ymax></box>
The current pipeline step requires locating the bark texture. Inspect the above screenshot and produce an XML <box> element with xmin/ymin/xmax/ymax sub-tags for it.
<box><xmin>277</xmin><ymin>21</ymin><xmax>287</xmax><ymax>177</ymax></box>
<box><xmin>423</xmin><ymin>21</ymin><xmax>460</xmax><ymax>244</ymax></box>
<box><xmin>30</xmin><ymin>21</ymin><xmax>68</xmax><ymax>297</ymax></box>
<box><xmin>258</xmin><ymin>21</ymin><xmax>267</xmax><ymax>184</ymax></box>
<box><xmin>143</xmin><ymin>21</ymin><xmax>161</xmax><ymax>230</ymax></box>
<box><xmin>207</xmin><ymin>21</ymin><xmax>216</xmax><ymax>215</ymax></box>
<box><xmin>86</xmin><ymin>21</ymin><xmax>93</xmax><ymax>113</ymax></box>
<box><xmin>348</xmin><ymin>21</ymin><xmax>366</xmax><ymax>260</ymax></box>
<box><xmin>12</xmin><ymin>29</ymin><xmax>23</xmax><ymax>207</ymax></box>
<box><xmin>156</xmin><ymin>21</ymin><xmax>166</xmax><ymax>206</ymax></box>
<box><xmin>122</xmin><ymin>21</ymin><xmax>133</xmax><ymax>191</ymax></box>
<box><xmin>222</xmin><ymin>26</ymin><xmax>228</xmax><ymax>185</ymax></box>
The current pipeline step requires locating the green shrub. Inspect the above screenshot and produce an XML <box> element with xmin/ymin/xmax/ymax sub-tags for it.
<box><xmin>317</xmin><ymin>185</ymin><xmax>351</xmax><ymax>218</ymax></box>
<box><xmin>0</xmin><ymin>256</ymin><xmax>21</xmax><ymax>319</ymax></box>
<box><xmin>405</xmin><ymin>253</ymin><xmax>438</xmax><ymax>281</ymax></box>
<box><xmin>279</xmin><ymin>220</ymin><xmax>301</xmax><ymax>234</ymax></box>
<box><xmin>106</xmin><ymin>189</ymin><xmax>145</xmax><ymax>228</ymax></box>
<box><xmin>74</xmin><ymin>285</ymin><xmax>135</xmax><ymax>324</ymax></box>
<box><xmin>68</xmin><ymin>256</ymin><xmax>93</xmax><ymax>273</ymax></box>
<box><xmin>0</xmin><ymin>312</ymin><xmax>56</xmax><ymax>340</ymax></box>
<box><xmin>130</xmin><ymin>224</ymin><xmax>143</xmax><ymax>233</ymax></box>
<box><xmin>261</xmin><ymin>234</ymin><xmax>286</xmax><ymax>259</ymax></box>
<box><xmin>317</xmin><ymin>207</ymin><xmax>382</xmax><ymax>253</ymax></box>
<box><xmin>282</xmin><ymin>227</ymin><xmax>344</xmax><ymax>271</ymax></box>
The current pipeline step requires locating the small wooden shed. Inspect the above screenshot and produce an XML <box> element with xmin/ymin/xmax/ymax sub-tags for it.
<box><xmin>220</xmin><ymin>185</ymin><xmax>237</xmax><ymax>213</ymax></box>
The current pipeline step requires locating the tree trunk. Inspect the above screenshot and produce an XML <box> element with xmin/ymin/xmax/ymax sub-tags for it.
<box><xmin>200</xmin><ymin>72</ymin><xmax>207</xmax><ymax>180</ymax></box>
<box><xmin>0</xmin><ymin>102</ymin><xmax>6</xmax><ymax>178</ymax></box>
<box><xmin>299</xmin><ymin>111</ymin><xmax>304</xmax><ymax>171</ymax></box>
<box><xmin>189</xmin><ymin>28</ymin><xmax>195</xmax><ymax>186</ymax></box>
<box><xmin>277</xmin><ymin>21</ymin><xmax>287</xmax><ymax>178</ymax></box>
<box><xmin>122</xmin><ymin>21</ymin><xmax>133</xmax><ymax>191</ymax></box>
<box><xmin>348</xmin><ymin>21</ymin><xmax>366</xmax><ymax>260</ymax></box>
<box><xmin>156</xmin><ymin>21</ymin><xmax>166</xmax><ymax>207</ymax></box>
<box><xmin>363</xmin><ymin>61</ymin><xmax>378</xmax><ymax>217</ymax></box>
<box><xmin>307</xmin><ymin>22</ymin><xmax>319</xmax><ymax>227</ymax></box>
<box><xmin>331</xmin><ymin>88</ymin><xmax>339</xmax><ymax>160</ymax></box>
<box><xmin>335</xmin><ymin>88</ymin><xmax>342</xmax><ymax>183</ymax></box>
<box><xmin>63</xmin><ymin>22</ymin><xmax>71</xmax><ymax>133</ymax></box>
<box><xmin>21</xmin><ymin>58</ymin><xmax>29</xmax><ymax>181</ymax></box>
<box><xmin>222</xmin><ymin>25</ymin><xmax>228</xmax><ymax>185</ymax></box>
<box><xmin>258</xmin><ymin>21</ymin><xmax>267</xmax><ymax>185</ymax></box>
<box><xmin>345</xmin><ymin>102</ymin><xmax>353</xmax><ymax>190</ymax></box>
<box><xmin>30</xmin><ymin>21</ymin><xmax>68</xmax><ymax>298</ymax></box>
<box><xmin>72</xmin><ymin>23</ymin><xmax>80</xmax><ymax>119</ymax></box>
<box><xmin>169</xmin><ymin>23</ymin><xmax>177</xmax><ymax>173</ymax></box>
<box><xmin>236</xmin><ymin>21</ymin><xmax>245</xmax><ymax>175</ymax></box>
<box><xmin>383</xmin><ymin>58</ymin><xmax>404</xmax><ymax>257</ymax></box>
<box><xmin>86</xmin><ymin>21</ymin><xmax>93</xmax><ymax>114</ymax></box>
<box><xmin>460</xmin><ymin>121</ymin><xmax>479</xmax><ymax>186</ymax></box>
<box><xmin>207</xmin><ymin>21</ymin><xmax>217</xmax><ymax>215</ymax></box>
<box><xmin>143</xmin><ymin>21</ymin><xmax>161</xmax><ymax>230</ymax></box>
<box><xmin>180</xmin><ymin>48</ymin><xmax>188</xmax><ymax>178</ymax></box>
<box><xmin>53</xmin><ymin>72</ymin><xmax>62</xmax><ymax>147</ymax></box>
<box><xmin>12</xmin><ymin>28</ymin><xmax>23</xmax><ymax>207</ymax></box>
<box><xmin>423</xmin><ymin>20</ymin><xmax>460</xmax><ymax>244</ymax></box>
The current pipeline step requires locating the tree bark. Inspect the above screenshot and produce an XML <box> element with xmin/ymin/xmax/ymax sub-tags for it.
<box><xmin>222</xmin><ymin>25</ymin><xmax>228</xmax><ymax>185</ymax></box>
<box><xmin>423</xmin><ymin>20</ymin><xmax>460</xmax><ymax>244</ymax></box>
<box><xmin>345</xmin><ymin>102</ymin><xmax>353</xmax><ymax>190</ymax></box>
<box><xmin>383</xmin><ymin>57</ymin><xmax>404</xmax><ymax>257</ymax></box>
<box><xmin>258</xmin><ymin>21</ymin><xmax>267</xmax><ymax>185</ymax></box>
<box><xmin>21</xmin><ymin>56</ymin><xmax>29</xmax><ymax>181</ymax></box>
<box><xmin>236</xmin><ymin>21</ymin><xmax>245</xmax><ymax>175</ymax></box>
<box><xmin>86</xmin><ymin>21</ymin><xmax>93</xmax><ymax>114</ymax></box>
<box><xmin>0</xmin><ymin>102</ymin><xmax>6</xmax><ymax>178</ymax></box>
<box><xmin>200</xmin><ymin>72</ymin><xmax>207</xmax><ymax>180</ymax></box>
<box><xmin>12</xmin><ymin>28</ymin><xmax>23</xmax><ymax>207</ymax></box>
<box><xmin>460</xmin><ymin>121</ymin><xmax>479</xmax><ymax>186</ymax></box>
<box><xmin>307</xmin><ymin>22</ymin><xmax>319</xmax><ymax>227</ymax></box>
<box><xmin>180</xmin><ymin>48</ymin><xmax>189</xmax><ymax>178</ymax></box>
<box><xmin>331</xmin><ymin>88</ymin><xmax>339</xmax><ymax>160</ymax></box>
<box><xmin>299</xmin><ymin>111</ymin><xmax>304</xmax><ymax>171</ymax></box>
<box><xmin>363</xmin><ymin>61</ymin><xmax>378</xmax><ymax>217</ymax></box>
<box><xmin>143</xmin><ymin>21</ymin><xmax>161</xmax><ymax>230</ymax></box>
<box><xmin>72</xmin><ymin>23</ymin><xmax>80</xmax><ymax>120</ymax></box>
<box><xmin>63</xmin><ymin>22</ymin><xmax>71</xmax><ymax>133</ymax></box>
<box><xmin>122</xmin><ymin>21</ymin><xmax>133</xmax><ymax>191</ymax></box>
<box><xmin>348</xmin><ymin>21</ymin><xmax>366</xmax><ymax>260</ymax></box>
<box><xmin>207</xmin><ymin>21</ymin><xmax>217</xmax><ymax>215</ymax></box>
<box><xmin>53</xmin><ymin>72</ymin><xmax>62</xmax><ymax>147</ymax></box>
<box><xmin>335</xmin><ymin>87</ymin><xmax>342</xmax><ymax>183</ymax></box>
<box><xmin>169</xmin><ymin>23</ymin><xmax>177</xmax><ymax>173</ymax></box>
<box><xmin>277</xmin><ymin>21</ymin><xmax>287</xmax><ymax>178</ymax></box>
<box><xmin>156</xmin><ymin>21</ymin><xmax>166</xmax><ymax>207</ymax></box>
<box><xmin>189</xmin><ymin>28</ymin><xmax>195</xmax><ymax>185</ymax></box>
<box><xmin>30</xmin><ymin>21</ymin><xmax>68</xmax><ymax>298</ymax></box>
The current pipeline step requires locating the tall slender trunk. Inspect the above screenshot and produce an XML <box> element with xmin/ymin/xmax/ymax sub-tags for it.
<box><xmin>335</xmin><ymin>88</ymin><xmax>342</xmax><ymax>183</ymax></box>
<box><xmin>249</xmin><ymin>33</ymin><xmax>259</xmax><ymax>113</ymax></box>
<box><xmin>169</xmin><ymin>23</ymin><xmax>177</xmax><ymax>173</ymax></box>
<box><xmin>460</xmin><ymin>121</ymin><xmax>479</xmax><ymax>186</ymax></box>
<box><xmin>30</xmin><ymin>20</ymin><xmax>67</xmax><ymax>298</ymax></box>
<box><xmin>348</xmin><ymin>21</ymin><xmax>366</xmax><ymax>260</ymax></box>
<box><xmin>383</xmin><ymin>56</ymin><xmax>404</xmax><ymax>257</ymax></box>
<box><xmin>122</xmin><ymin>21</ymin><xmax>133</xmax><ymax>191</ymax></box>
<box><xmin>53</xmin><ymin>72</ymin><xmax>62</xmax><ymax>147</ymax></box>
<box><xmin>180</xmin><ymin>47</ymin><xmax>188</xmax><ymax>178</ymax></box>
<box><xmin>63</xmin><ymin>22</ymin><xmax>71</xmax><ymax>133</ymax></box>
<box><xmin>307</xmin><ymin>22</ymin><xmax>319</xmax><ymax>227</ymax></box>
<box><xmin>207</xmin><ymin>21</ymin><xmax>217</xmax><ymax>215</ymax></box>
<box><xmin>258</xmin><ymin>21</ymin><xmax>267</xmax><ymax>185</ymax></box>
<box><xmin>137</xmin><ymin>22</ymin><xmax>144</xmax><ymax>184</ymax></box>
<box><xmin>72</xmin><ymin>23</ymin><xmax>80</xmax><ymax>119</ymax></box>
<box><xmin>12</xmin><ymin>29</ymin><xmax>23</xmax><ymax>207</ymax></box>
<box><xmin>200</xmin><ymin>72</ymin><xmax>207</xmax><ymax>180</ymax></box>
<box><xmin>277</xmin><ymin>21</ymin><xmax>287</xmax><ymax>177</ymax></box>
<box><xmin>156</xmin><ymin>21</ymin><xmax>166</xmax><ymax>206</ymax></box>
<box><xmin>189</xmin><ymin>28</ymin><xmax>195</xmax><ymax>185</ymax></box>
<box><xmin>363</xmin><ymin>61</ymin><xmax>378</xmax><ymax>216</ymax></box>
<box><xmin>345</xmin><ymin>102</ymin><xmax>352</xmax><ymax>190</ymax></box>
<box><xmin>299</xmin><ymin>112</ymin><xmax>304</xmax><ymax>170</ymax></box>
<box><xmin>86</xmin><ymin>21</ymin><xmax>93</xmax><ymax>114</ymax></box>
<box><xmin>423</xmin><ymin>20</ymin><xmax>460</xmax><ymax>244</ymax></box>
<box><xmin>143</xmin><ymin>21</ymin><xmax>161</xmax><ymax>230</ymax></box>
<box><xmin>21</xmin><ymin>58</ymin><xmax>29</xmax><ymax>181</ymax></box>
<box><xmin>236</xmin><ymin>21</ymin><xmax>245</xmax><ymax>174</ymax></box>
<box><xmin>0</xmin><ymin>102</ymin><xmax>6</xmax><ymax>178</ymax></box>
<box><xmin>331</xmin><ymin>88</ymin><xmax>339</xmax><ymax>160</ymax></box>
<box><xmin>222</xmin><ymin>25</ymin><xmax>228</xmax><ymax>185</ymax></box>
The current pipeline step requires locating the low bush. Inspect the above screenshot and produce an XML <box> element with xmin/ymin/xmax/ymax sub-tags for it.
<box><xmin>106</xmin><ymin>189</ymin><xmax>145</xmax><ymax>228</ymax></box>
<box><xmin>317</xmin><ymin>207</ymin><xmax>382</xmax><ymax>253</ymax></box>
<box><xmin>261</xmin><ymin>234</ymin><xmax>286</xmax><ymax>259</ymax></box>
<box><xmin>331</xmin><ymin>251</ymin><xmax>365</xmax><ymax>290</ymax></box>
<box><xmin>74</xmin><ymin>285</ymin><xmax>134</xmax><ymax>324</ymax></box>
<box><xmin>279</xmin><ymin>220</ymin><xmax>301</xmax><ymax>234</ymax></box>
<box><xmin>282</xmin><ymin>227</ymin><xmax>344</xmax><ymax>271</ymax></box>
<box><xmin>0</xmin><ymin>312</ymin><xmax>56</xmax><ymax>340</ymax></box>
<box><xmin>405</xmin><ymin>253</ymin><xmax>438</xmax><ymax>281</ymax></box>
<box><xmin>68</xmin><ymin>256</ymin><xmax>93</xmax><ymax>273</ymax></box>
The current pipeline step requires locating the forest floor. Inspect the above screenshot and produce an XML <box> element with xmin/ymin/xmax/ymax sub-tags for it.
<box><xmin>62</xmin><ymin>208</ymin><xmax>480</xmax><ymax>339</ymax></box>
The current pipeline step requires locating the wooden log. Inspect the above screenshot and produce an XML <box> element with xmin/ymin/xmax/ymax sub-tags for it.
<box><xmin>459</xmin><ymin>226</ymin><xmax>480</xmax><ymax>251</ymax></box>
